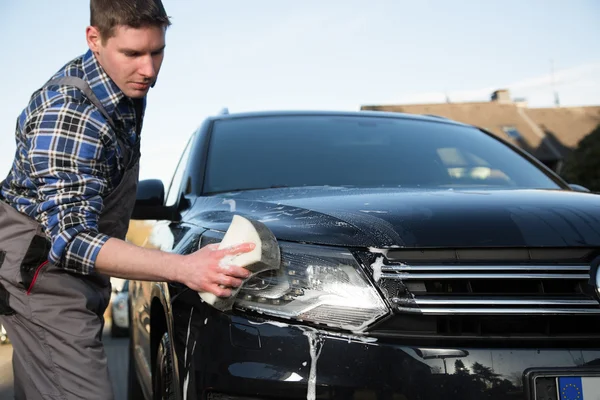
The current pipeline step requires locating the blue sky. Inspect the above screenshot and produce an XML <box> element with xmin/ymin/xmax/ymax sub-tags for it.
<box><xmin>1</xmin><ymin>0</ymin><xmax>599</xmax><ymax>186</ymax></box>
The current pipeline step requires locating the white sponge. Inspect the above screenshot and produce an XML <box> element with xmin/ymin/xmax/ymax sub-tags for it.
<box><xmin>199</xmin><ymin>215</ymin><xmax>281</xmax><ymax>311</ymax></box>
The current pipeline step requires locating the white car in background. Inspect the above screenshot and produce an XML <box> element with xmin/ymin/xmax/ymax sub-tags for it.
<box><xmin>110</xmin><ymin>280</ymin><xmax>129</xmax><ymax>337</ymax></box>
<box><xmin>0</xmin><ymin>323</ymin><xmax>8</xmax><ymax>344</ymax></box>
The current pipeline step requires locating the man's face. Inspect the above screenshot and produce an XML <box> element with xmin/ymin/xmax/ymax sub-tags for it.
<box><xmin>87</xmin><ymin>25</ymin><xmax>166</xmax><ymax>98</ymax></box>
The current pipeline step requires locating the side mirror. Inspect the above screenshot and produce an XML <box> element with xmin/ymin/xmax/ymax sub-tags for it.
<box><xmin>135</xmin><ymin>179</ymin><xmax>165</xmax><ymax>206</ymax></box>
<box><xmin>131</xmin><ymin>179</ymin><xmax>175</xmax><ymax>220</ymax></box>
<box><xmin>568</xmin><ymin>183</ymin><xmax>591</xmax><ymax>192</ymax></box>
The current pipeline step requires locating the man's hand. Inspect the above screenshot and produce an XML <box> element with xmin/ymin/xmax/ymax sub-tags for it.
<box><xmin>178</xmin><ymin>243</ymin><xmax>255</xmax><ymax>297</ymax></box>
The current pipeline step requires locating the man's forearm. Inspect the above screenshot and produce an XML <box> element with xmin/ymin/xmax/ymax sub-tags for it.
<box><xmin>95</xmin><ymin>237</ymin><xmax>184</xmax><ymax>282</ymax></box>
<box><xmin>94</xmin><ymin>237</ymin><xmax>255</xmax><ymax>297</ymax></box>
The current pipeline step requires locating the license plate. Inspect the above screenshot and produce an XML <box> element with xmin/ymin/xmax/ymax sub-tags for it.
<box><xmin>526</xmin><ymin>368</ymin><xmax>600</xmax><ymax>400</ymax></box>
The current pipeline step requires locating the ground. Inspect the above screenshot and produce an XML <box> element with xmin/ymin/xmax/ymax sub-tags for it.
<box><xmin>0</xmin><ymin>319</ymin><xmax>129</xmax><ymax>399</ymax></box>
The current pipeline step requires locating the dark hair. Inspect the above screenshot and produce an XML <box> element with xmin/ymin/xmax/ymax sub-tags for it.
<box><xmin>90</xmin><ymin>0</ymin><xmax>171</xmax><ymax>41</ymax></box>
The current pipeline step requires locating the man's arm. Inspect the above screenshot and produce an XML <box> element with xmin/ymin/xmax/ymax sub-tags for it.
<box><xmin>96</xmin><ymin>238</ymin><xmax>253</xmax><ymax>297</ymax></box>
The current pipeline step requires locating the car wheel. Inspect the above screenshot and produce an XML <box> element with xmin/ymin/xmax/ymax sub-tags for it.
<box><xmin>154</xmin><ymin>332</ymin><xmax>177</xmax><ymax>400</ymax></box>
<box><xmin>128</xmin><ymin>335</ymin><xmax>144</xmax><ymax>400</ymax></box>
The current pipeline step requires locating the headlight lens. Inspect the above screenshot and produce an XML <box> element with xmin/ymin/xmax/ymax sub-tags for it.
<box><xmin>234</xmin><ymin>242</ymin><xmax>388</xmax><ymax>332</ymax></box>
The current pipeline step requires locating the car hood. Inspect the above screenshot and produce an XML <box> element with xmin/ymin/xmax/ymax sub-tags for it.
<box><xmin>188</xmin><ymin>187</ymin><xmax>600</xmax><ymax>248</ymax></box>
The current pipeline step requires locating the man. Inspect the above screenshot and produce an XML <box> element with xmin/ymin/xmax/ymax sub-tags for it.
<box><xmin>0</xmin><ymin>1</ymin><xmax>253</xmax><ymax>399</ymax></box>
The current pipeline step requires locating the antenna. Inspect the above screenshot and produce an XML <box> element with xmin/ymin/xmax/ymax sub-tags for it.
<box><xmin>551</xmin><ymin>59</ymin><xmax>560</xmax><ymax>107</ymax></box>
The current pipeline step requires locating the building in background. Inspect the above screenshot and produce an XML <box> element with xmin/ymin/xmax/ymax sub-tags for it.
<box><xmin>361</xmin><ymin>90</ymin><xmax>600</xmax><ymax>172</ymax></box>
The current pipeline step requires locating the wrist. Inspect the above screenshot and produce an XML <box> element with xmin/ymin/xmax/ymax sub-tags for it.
<box><xmin>169</xmin><ymin>253</ymin><xmax>188</xmax><ymax>283</ymax></box>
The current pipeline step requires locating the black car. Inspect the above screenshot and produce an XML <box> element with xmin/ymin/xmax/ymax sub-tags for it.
<box><xmin>128</xmin><ymin>110</ymin><xmax>600</xmax><ymax>400</ymax></box>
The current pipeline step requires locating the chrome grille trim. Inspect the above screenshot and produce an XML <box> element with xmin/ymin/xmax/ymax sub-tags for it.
<box><xmin>414</xmin><ymin>298</ymin><xmax>599</xmax><ymax>306</ymax></box>
<box><xmin>381</xmin><ymin>272</ymin><xmax>590</xmax><ymax>280</ymax></box>
<box><xmin>373</xmin><ymin>254</ymin><xmax>600</xmax><ymax>316</ymax></box>
<box><xmin>381</xmin><ymin>265</ymin><xmax>591</xmax><ymax>272</ymax></box>
<box><xmin>397</xmin><ymin>307</ymin><xmax>600</xmax><ymax>315</ymax></box>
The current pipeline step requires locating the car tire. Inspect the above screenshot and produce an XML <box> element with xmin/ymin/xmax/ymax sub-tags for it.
<box><xmin>154</xmin><ymin>332</ymin><xmax>177</xmax><ymax>400</ymax></box>
<box><xmin>128</xmin><ymin>335</ymin><xmax>144</xmax><ymax>400</ymax></box>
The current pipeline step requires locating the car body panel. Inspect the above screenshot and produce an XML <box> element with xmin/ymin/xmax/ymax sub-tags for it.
<box><xmin>129</xmin><ymin>275</ymin><xmax>182</xmax><ymax>399</ymax></box>
<box><xmin>189</xmin><ymin>188</ymin><xmax>600</xmax><ymax>248</ymax></box>
<box><xmin>130</xmin><ymin>279</ymin><xmax>154</xmax><ymax>399</ymax></box>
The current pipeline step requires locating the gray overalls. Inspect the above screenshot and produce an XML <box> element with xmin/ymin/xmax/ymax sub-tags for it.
<box><xmin>0</xmin><ymin>76</ymin><xmax>141</xmax><ymax>400</ymax></box>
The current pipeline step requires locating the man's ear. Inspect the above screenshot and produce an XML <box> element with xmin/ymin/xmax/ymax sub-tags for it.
<box><xmin>86</xmin><ymin>26</ymin><xmax>102</xmax><ymax>53</ymax></box>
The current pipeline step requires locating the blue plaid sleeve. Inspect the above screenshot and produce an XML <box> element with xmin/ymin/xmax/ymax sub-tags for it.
<box><xmin>25</xmin><ymin>100</ymin><xmax>112</xmax><ymax>275</ymax></box>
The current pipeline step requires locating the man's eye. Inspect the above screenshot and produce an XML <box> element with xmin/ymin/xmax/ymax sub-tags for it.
<box><xmin>124</xmin><ymin>52</ymin><xmax>138</xmax><ymax>57</ymax></box>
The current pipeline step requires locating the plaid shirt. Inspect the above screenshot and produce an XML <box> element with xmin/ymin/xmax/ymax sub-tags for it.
<box><xmin>0</xmin><ymin>49</ymin><xmax>145</xmax><ymax>275</ymax></box>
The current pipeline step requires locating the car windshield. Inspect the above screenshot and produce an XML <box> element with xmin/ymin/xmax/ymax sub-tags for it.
<box><xmin>204</xmin><ymin>115</ymin><xmax>563</xmax><ymax>194</ymax></box>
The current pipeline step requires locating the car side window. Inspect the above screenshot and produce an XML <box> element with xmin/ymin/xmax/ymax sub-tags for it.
<box><xmin>165</xmin><ymin>134</ymin><xmax>195</xmax><ymax>207</ymax></box>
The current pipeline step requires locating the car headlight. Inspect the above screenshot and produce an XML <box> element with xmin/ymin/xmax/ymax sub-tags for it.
<box><xmin>234</xmin><ymin>242</ymin><xmax>389</xmax><ymax>332</ymax></box>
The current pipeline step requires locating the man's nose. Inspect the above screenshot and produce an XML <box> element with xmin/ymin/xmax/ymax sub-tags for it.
<box><xmin>138</xmin><ymin>55</ymin><xmax>156</xmax><ymax>79</ymax></box>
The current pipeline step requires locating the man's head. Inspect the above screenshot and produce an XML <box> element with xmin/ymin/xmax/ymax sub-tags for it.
<box><xmin>86</xmin><ymin>0</ymin><xmax>171</xmax><ymax>98</ymax></box>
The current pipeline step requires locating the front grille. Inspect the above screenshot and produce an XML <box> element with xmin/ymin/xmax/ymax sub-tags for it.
<box><xmin>207</xmin><ymin>394</ymin><xmax>269</xmax><ymax>400</ymax></box>
<box><xmin>360</xmin><ymin>247</ymin><xmax>600</xmax><ymax>341</ymax></box>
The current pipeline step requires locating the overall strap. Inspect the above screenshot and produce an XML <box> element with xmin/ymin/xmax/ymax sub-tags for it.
<box><xmin>45</xmin><ymin>76</ymin><xmax>118</xmax><ymax>132</ymax></box>
<box><xmin>45</xmin><ymin>76</ymin><xmax>140</xmax><ymax>169</ymax></box>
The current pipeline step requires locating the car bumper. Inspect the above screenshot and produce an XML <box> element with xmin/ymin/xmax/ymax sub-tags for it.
<box><xmin>173</xmin><ymin>303</ymin><xmax>600</xmax><ymax>400</ymax></box>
